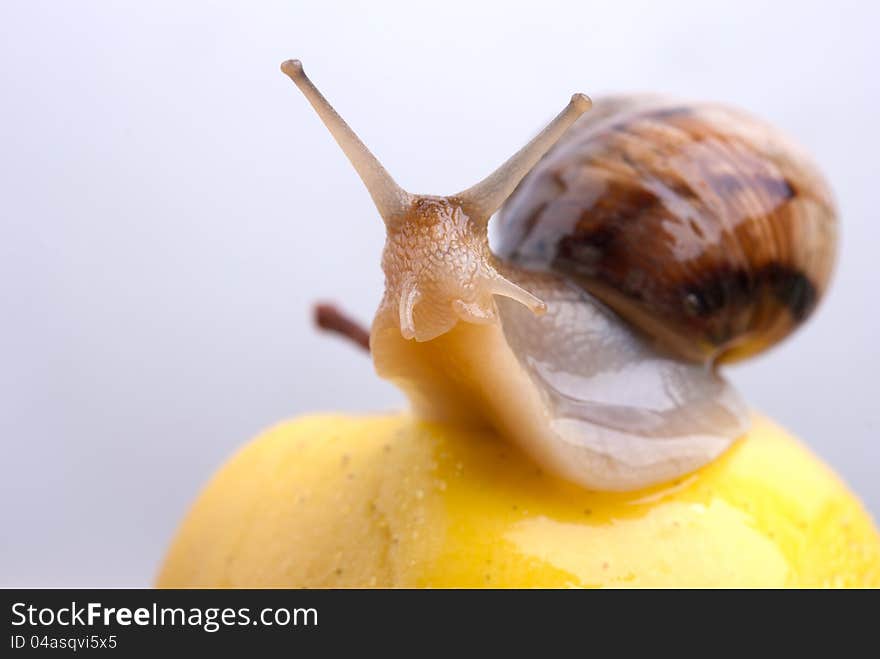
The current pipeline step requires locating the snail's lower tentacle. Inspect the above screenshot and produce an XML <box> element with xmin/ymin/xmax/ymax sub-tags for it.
<box><xmin>487</xmin><ymin>273</ymin><xmax>547</xmax><ymax>316</ymax></box>
<box><xmin>398</xmin><ymin>281</ymin><xmax>421</xmax><ymax>340</ymax></box>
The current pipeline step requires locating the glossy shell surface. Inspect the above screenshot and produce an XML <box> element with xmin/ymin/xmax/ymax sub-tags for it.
<box><xmin>496</xmin><ymin>96</ymin><xmax>837</xmax><ymax>363</ymax></box>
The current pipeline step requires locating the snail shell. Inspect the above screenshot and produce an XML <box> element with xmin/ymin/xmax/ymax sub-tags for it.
<box><xmin>497</xmin><ymin>96</ymin><xmax>838</xmax><ymax>363</ymax></box>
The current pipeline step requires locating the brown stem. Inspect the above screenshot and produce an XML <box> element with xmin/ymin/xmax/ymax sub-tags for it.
<box><xmin>313</xmin><ymin>303</ymin><xmax>370</xmax><ymax>352</ymax></box>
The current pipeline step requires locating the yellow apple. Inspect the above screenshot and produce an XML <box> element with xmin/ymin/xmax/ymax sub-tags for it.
<box><xmin>157</xmin><ymin>413</ymin><xmax>880</xmax><ymax>588</ymax></box>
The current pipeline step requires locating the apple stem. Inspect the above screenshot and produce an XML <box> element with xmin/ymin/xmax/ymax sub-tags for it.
<box><xmin>314</xmin><ymin>303</ymin><xmax>370</xmax><ymax>352</ymax></box>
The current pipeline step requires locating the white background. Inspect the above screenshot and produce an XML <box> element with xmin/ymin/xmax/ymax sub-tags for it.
<box><xmin>1</xmin><ymin>0</ymin><xmax>878</xmax><ymax>586</ymax></box>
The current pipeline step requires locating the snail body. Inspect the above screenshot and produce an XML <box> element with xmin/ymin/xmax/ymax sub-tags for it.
<box><xmin>282</xmin><ymin>62</ymin><xmax>837</xmax><ymax>491</ymax></box>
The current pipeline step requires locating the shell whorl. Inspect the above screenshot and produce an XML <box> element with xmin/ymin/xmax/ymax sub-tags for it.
<box><xmin>496</xmin><ymin>95</ymin><xmax>838</xmax><ymax>364</ymax></box>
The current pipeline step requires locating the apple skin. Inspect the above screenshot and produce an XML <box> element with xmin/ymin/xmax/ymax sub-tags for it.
<box><xmin>157</xmin><ymin>413</ymin><xmax>880</xmax><ymax>588</ymax></box>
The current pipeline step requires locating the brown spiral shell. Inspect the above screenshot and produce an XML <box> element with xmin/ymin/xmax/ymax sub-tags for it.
<box><xmin>496</xmin><ymin>95</ymin><xmax>838</xmax><ymax>364</ymax></box>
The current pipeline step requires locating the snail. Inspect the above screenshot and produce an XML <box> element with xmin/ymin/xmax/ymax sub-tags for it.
<box><xmin>282</xmin><ymin>60</ymin><xmax>837</xmax><ymax>491</ymax></box>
